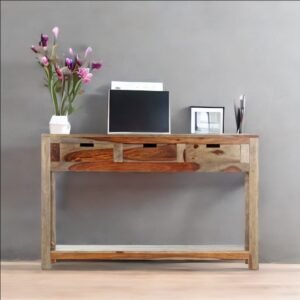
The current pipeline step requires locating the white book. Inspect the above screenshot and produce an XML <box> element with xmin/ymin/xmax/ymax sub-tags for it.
<box><xmin>111</xmin><ymin>81</ymin><xmax>163</xmax><ymax>91</ymax></box>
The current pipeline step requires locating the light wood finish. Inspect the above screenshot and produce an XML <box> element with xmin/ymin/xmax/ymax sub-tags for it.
<box><xmin>245</xmin><ymin>172</ymin><xmax>249</xmax><ymax>264</ymax></box>
<box><xmin>41</xmin><ymin>134</ymin><xmax>259</xmax><ymax>270</ymax></box>
<box><xmin>241</xmin><ymin>143</ymin><xmax>250</xmax><ymax>163</ymax></box>
<box><xmin>50</xmin><ymin>172</ymin><xmax>56</xmax><ymax>263</ymax></box>
<box><xmin>50</xmin><ymin>143</ymin><xmax>60</xmax><ymax>161</ymax></box>
<box><xmin>50</xmin><ymin>172</ymin><xmax>56</xmax><ymax>251</ymax></box>
<box><xmin>176</xmin><ymin>143</ymin><xmax>186</xmax><ymax>162</ymax></box>
<box><xmin>248</xmin><ymin>138</ymin><xmax>259</xmax><ymax>270</ymax></box>
<box><xmin>113</xmin><ymin>143</ymin><xmax>123</xmax><ymax>162</ymax></box>
<box><xmin>41</xmin><ymin>136</ymin><xmax>51</xmax><ymax>269</ymax></box>
<box><xmin>2</xmin><ymin>262</ymin><xmax>300</xmax><ymax>300</ymax></box>
<box><xmin>185</xmin><ymin>144</ymin><xmax>241</xmax><ymax>163</ymax></box>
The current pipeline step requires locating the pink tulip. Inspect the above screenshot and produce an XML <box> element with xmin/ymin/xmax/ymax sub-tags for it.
<box><xmin>39</xmin><ymin>56</ymin><xmax>49</xmax><ymax>66</ymax></box>
<box><xmin>31</xmin><ymin>45</ymin><xmax>38</xmax><ymax>53</ymax></box>
<box><xmin>55</xmin><ymin>65</ymin><xmax>63</xmax><ymax>80</ymax></box>
<box><xmin>77</xmin><ymin>67</ymin><xmax>93</xmax><ymax>83</ymax></box>
<box><xmin>84</xmin><ymin>47</ymin><xmax>92</xmax><ymax>58</ymax></box>
<box><xmin>52</xmin><ymin>26</ymin><xmax>59</xmax><ymax>43</ymax></box>
<box><xmin>76</xmin><ymin>54</ymin><xmax>82</xmax><ymax>66</ymax></box>
<box><xmin>69</xmin><ymin>48</ymin><xmax>74</xmax><ymax>56</ymax></box>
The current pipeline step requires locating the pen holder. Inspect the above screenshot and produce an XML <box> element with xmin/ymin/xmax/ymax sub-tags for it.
<box><xmin>234</xmin><ymin>95</ymin><xmax>246</xmax><ymax>134</ymax></box>
<box><xmin>236</xmin><ymin>119</ymin><xmax>244</xmax><ymax>134</ymax></box>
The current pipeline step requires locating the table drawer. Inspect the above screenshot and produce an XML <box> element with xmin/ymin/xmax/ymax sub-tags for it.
<box><xmin>185</xmin><ymin>144</ymin><xmax>241</xmax><ymax>163</ymax></box>
<box><xmin>123</xmin><ymin>144</ymin><xmax>177</xmax><ymax>162</ymax></box>
<box><xmin>58</xmin><ymin>142</ymin><xmax>114</xmax><ymax>162</ymax></box>
<box><xmin>56</xmin><ymin>143</ymin><xmax>177</xmax><ymax>163</ymax></box>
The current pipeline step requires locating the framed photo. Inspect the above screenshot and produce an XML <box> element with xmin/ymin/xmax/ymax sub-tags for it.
<box><xmin>190</xmin><ymin>106</ymin><xmax>224</xmax><ymax>134</ymax></box>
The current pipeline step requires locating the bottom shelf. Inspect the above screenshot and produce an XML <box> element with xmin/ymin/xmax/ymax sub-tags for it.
<box><xmin>51</xmin><ymin>245</ymin><xmax>249</xmax><ymax>261</ymax></box>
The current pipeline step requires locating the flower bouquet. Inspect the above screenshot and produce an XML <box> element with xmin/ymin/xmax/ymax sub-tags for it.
<box><xmin>31</xmin><ymin>26</ymin><xmax>102</xmax><ymax>133</ymax></box>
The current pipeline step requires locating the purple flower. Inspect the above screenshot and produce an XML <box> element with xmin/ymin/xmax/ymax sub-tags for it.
<box><xmin>91</xmin><ymin>61</ymin><xmax>102</xmax><ymax>70</ymax></box>
<box><xmin>65</xmin><ymin>57</ymin><xmax>73</xmax><ymax>69</ymax></box>
<box><xmin>77</xmin><ymin>67</ymin><xmax>93</xmax><ymax>84</ymax></box>
<box><xmin>39</xmin><ymin>34</ymin><xmax>49</xmax><ymax>47</ymax></box>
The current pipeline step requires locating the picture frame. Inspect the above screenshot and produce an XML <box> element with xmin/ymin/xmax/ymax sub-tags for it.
<box><xmin>190</xmin><ymin>106</ymin><xmax>224</xmax><ymax>134</ymax></box>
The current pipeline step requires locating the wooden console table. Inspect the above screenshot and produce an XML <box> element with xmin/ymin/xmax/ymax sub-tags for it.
<box><xmin>41</xmin><ymin>134</ymin><xmax>259</xmax><ymax>270</ymax></box>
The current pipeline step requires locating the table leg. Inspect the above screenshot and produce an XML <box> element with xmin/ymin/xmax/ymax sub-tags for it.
<box><xmin>51</xmin><ymin>172</ymin><xmax>56</xmax><ymax>263</ymax></box>
<box><xmin>248</xmin><ymin>138</ymin><xmax>259</xmax><ymax>270</ymax></box>
<box><xmin>41</xmin><ymin>136</ymin><xmax>52</xmax><ymax>269</ymax></box>
<box><xmin>245</xmin><ymin>172</ymin><xmax>249</xmax><ymax>264</ymax></box>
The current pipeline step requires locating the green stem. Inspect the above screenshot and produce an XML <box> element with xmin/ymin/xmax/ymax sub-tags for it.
<box><xmin>60</xmin><ymin>76</ymin><xmax>65</xmax><ymax>108</ymax></box>
<box><xmin>51</xmin><ymin>80</ymin><xmax>60</xmax><ymax>115</ymax></box>
<box><xmin>46</xmin><ymin>65</ymin><xmax>60</xmax><ymax>115</ymax></box>
<box><xmin>60</xmin><ymin>76</ymin><xmax>71</xmax><ymax>115</ymax></box>
<box><xmin>71</xmin><ymin>80</ymin><xmax>82</xmax><ymax>103</ymax></box>
<box><xmin>62</xmin><ymin>77</ymin><xmax>82</xmax><ymax>115</ymax></box>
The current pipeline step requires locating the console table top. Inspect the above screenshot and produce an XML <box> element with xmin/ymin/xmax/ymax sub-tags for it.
<box><xmin>43</xmin><ymin>133</ymin><xmax>258</xmax><ymax>137</ymax></box>
<box><xmin>43</xmin><ymin>133</ymin><xmax>258</xmax><ymax>145</ymax></box>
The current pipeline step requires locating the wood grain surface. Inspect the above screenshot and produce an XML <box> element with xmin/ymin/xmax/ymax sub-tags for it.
<box><xmin>68</xmin><ymin>162</ymin><xmax>200</xmax><ymax>172</ymax></box>
<box><xmin>41</xmin><ymin>134</ymin><xmax>259</xmax><ymax>270</ymax></box>
<box><xmin>41</xmin><ymin>136</ymin><xmax>51</xmax><ymax>269</ymax></box>
<box><xmin>51</xmin><ymin>245</ymin><xmax>249</xmax><ymax>260</ymax></box>
<box><xmin>2</xmin><ymin>262</ymin><xmax>300</xmax><ymax>300</ymax></box>
<box><xmin>45</xmin><ymin>134</ymin><xmax>257</xmax><ymax>145</ymax></box>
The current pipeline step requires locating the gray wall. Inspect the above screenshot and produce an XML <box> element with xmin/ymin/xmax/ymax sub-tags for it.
<box><xmin>1</xmin><ymin>1</ymin><xmax>300</xmax><ymax>262</ymax></box>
